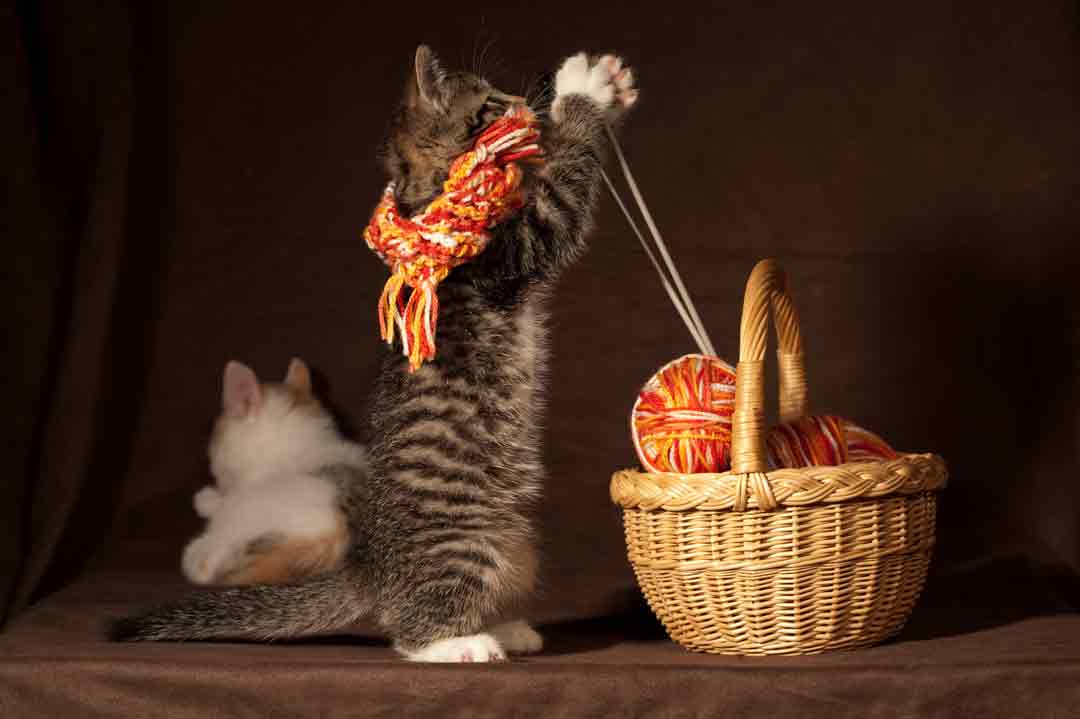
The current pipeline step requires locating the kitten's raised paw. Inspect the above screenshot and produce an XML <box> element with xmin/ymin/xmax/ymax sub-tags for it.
<box><xmin>489</xmin><ymin>620</ymin><xmax>543</xmax><ymax>655</ymax></box>
<box><xmin>403</xmin><ymin>633</ymin><xmax>507</xmax><ymax>663</ymax></box>
<box><xmin>606</xmin><ymin>55</ymin><xmax>638</xmax><ymax>111</ymax></box>
<box><xmin>193</xmin><ymin>486</ymin><xmax>223</xmax><ymax>518</ymax></box>
<box><xmin>553</xmin><ymin>51</ymin><xmax>637</xmax><ymax>121</ymax></box>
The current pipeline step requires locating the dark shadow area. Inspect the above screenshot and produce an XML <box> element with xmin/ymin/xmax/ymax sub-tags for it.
<box><xmin>900</xmin><ymin>554</ymin><xmax>1078</xmax><ymax>642</ymax></box>
<box><xmin>538</xmin><ymin>603</ymin><xmax>668</xmax><ymax>656</ymax></box>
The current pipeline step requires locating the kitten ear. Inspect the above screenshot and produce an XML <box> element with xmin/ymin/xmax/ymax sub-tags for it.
<box><xmin>284</xmin><ymin>357</ymin><xmax>312</xmax><ymax>396</ymax></box>
<box><xmin>222</xmin><ymin>361</ymin><xmax>262</xmax><ymax>418</ymax></box>
<box><xmin>408</xmin><ymin>44</ymin><xmax>446</xmax><ymax>112</ymax></box>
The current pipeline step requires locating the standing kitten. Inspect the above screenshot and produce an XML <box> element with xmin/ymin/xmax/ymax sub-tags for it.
<box><xmin>111</xmin><ymin>46</ymin><xmax>637</xmax><ymax>662</ymax></box>
<box><xmin>182</xmin><ymin>359</ymin><xmax>356</xmax><ymax>586</ymax></box>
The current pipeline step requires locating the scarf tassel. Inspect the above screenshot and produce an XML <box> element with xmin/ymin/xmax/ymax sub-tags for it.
<box><xmin>376</xmin><ymin>270</ymin><xmax>439</xmax><ymax>372</ymax></box>
<box><xmin>402</xmin><ymin>281</ymin><xmax>439</xmax><ymax>372</ymax></box>
<box><xmin>377</xmin><ymin>269</ymin><xmax>407</xmax><ymax>346</ymax></box>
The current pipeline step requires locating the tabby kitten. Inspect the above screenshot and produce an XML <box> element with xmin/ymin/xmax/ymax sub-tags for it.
<box><xmin>111</xmin><ymin>45</ymin><xmax>637</xmax><ymax>662</ymax></box>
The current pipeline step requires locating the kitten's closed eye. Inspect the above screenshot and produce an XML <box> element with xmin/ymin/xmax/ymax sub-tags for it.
<box><xmin>466</xmin><ymin>102</ymin><xmax>496</xmax><ymax>134</ymax></box>
<box><xmin>466</xmin><ymin>112</ymin><xmax>485</xmax><ymax>134</ymax></box>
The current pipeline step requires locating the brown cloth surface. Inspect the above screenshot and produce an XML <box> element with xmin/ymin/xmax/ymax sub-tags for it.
<box><xmin>1</xmin><ymin>558</ymin><xmax>1079</xmax><ymax>717</ymax></box>
<box><xmin>5</xmin><ymin>0</ymin><xmax>1079</xmax><ymax>716</ymax></box>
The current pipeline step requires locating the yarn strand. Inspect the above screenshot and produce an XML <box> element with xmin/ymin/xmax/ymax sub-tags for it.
<box><xmin>600</xmin><ymin>168</ymin><xmax>710</xmax><ymax>356</ymax></box>
<box><xmin>603</xmin><ymin>124</ymin><xmax>717</xmax><ymax>357</ymax></box>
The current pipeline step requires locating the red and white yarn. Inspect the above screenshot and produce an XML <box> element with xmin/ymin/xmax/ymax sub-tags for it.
<box><xmin>363</xmin><ymin>106</ymin><xmax>543</xmax><ymax>371</ymax></box>
<box><xmin>631</xmin><ymin>354</ymin><xmax>736</xmax><ymax>474</ymax></box>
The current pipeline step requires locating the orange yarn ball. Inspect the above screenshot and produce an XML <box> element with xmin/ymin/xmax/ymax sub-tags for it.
<box><xmin>631</xmin><ymin>354</ymin><xmax>737</xmax><ymax>474</ymax></box>
<box><xmin>766</xmin><ymin>415</ymin><xmax>898</xmax><ymax>469</ymax></box>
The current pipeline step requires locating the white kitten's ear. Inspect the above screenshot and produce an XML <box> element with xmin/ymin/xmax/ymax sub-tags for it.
<box><xmin>409</xmin><ymin>44</ymin><xmax>446</xmax><ymax>112</ymax></box>
<box><xmin>222</xmin><ymin>361</ymin><xmax>262</xmax><ymax>418</ymax></box>
<box><xmin>284</xmin><ymin>357</ymin><xmax>312</xmax><ymax>396</ymax></box>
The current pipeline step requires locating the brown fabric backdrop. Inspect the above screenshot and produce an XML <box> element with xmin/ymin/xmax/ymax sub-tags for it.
<box><xmin>6</xmin><ymin>0</ymin><xmax>1079</xmax><ymax>635</ymax></box>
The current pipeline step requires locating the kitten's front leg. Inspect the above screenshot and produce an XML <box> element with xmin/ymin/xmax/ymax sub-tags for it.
<box><xmin>482</xmin><ymin>51</ymin><xmax>637</xmax><ymax>283</ymax></box>
<box><xmin>401</xmin><ymin>634</ymin><xmax>507</xmax><ymax>663</ymax></box>
<box><xmin>193</xmin><ymin>485</ymin><xmax>223</xmax><ymax>518</ymax></box>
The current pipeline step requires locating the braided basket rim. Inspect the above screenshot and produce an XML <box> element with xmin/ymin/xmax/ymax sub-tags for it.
<box><xmin>610</xmin><ymin>452</ymin><xmax>947</xmax><ymax>511</ymax></box>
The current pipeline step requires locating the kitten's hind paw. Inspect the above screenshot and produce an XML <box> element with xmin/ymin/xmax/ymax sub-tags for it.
<box><xmin>181</xmin><ymin>535</ymin><xmax>214</xmax><ymax>584</ymax></box>
<box><xmin>402</xmin><ymin>633</ymin><xmax>507</xmax><ymax>663</ymax></box>
<box><xmin>489</xmin><ymin>620</ymin><xmax>543</xmax><ymax>655</ymax></box>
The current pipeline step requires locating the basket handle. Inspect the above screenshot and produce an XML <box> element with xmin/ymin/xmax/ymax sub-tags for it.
<box><xmin>730</xmin><ymin>260</ymin><xmax>809</xmax><ymax>508</ymax></box>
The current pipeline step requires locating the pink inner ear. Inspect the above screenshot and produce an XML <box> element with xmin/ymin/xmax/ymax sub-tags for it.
<box><xmin>223</xmin><ymin>361</ymin><xmax>262</xmax><ymax>418</ymax></box>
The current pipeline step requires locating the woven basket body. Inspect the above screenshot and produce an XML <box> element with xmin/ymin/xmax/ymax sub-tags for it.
<box><xmin>612</xmin><ymin>260</ymin><xmax>947</xmax><ymax>655</ymax></box>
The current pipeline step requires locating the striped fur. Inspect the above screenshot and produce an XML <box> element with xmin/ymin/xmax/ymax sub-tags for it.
<box><xmin>363</xmin><ymin>284</ymin><xmax>548</xmax><ymax>651</ymax></box>
<box><xmin>111</xmin><ymin>47</ymin><xmax>631</xmax><ymax>660</ymax></box>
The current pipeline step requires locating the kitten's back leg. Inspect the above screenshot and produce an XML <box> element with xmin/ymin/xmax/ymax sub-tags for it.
<box><xmin>182</xmin><ymin>513</ymin><xmax>348</xmax><ymax>586</ymax></box>
<box><xmin>489</xmin><ymin>619</ymin><xmax>543</xmax><ymax>655</ymax></box>
<box><xmin>217</xmin><ymin>514</ymin><xmax>349</xmax><ymax>585</ymax></box>
<box><xmin>379</xmin><ymin>548</ymin><xmax>517</xmax><ymax>662</ymax></box>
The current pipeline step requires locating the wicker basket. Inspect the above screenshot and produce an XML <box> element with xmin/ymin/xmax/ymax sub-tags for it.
<box><xmin>610</xmin><ymin>259</ymin><xmax>947</xmax><ymax>655</ymax></box>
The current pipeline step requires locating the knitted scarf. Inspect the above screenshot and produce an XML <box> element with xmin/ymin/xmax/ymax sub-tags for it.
<box><xmin>363</xmin><ymin>105</ymin><xmax>542</xmax><ymax>371</ymax></box>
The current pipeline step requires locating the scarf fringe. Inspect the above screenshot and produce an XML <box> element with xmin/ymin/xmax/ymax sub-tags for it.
<box><xmin>376</xmin><ymin>271</ymin><xmax>441</xmax><ymax>372</ymax></box>
<box><xmin>377</xmin><ymin>269</ymin><xmax>407</xmax><ymax>347</ymax></box>
<box><xmin>402</xmin><ymin>281</ymin><xmax>438</xmax><ymax>371</ymax></box>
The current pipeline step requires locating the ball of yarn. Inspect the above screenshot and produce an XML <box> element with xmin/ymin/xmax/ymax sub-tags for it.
<box><xmin>631</xmin><ymin>354</ymin><xmax>737</xmax><ymax>474</ymax></box>
<box><xmin>839</xmin><ymin>421</ymin><xmax>899</xmax><ymax>463</ymax></box>
<box><xmin>766</xmin><ymin>416</ymin><xmax>897</xmax><ymax>469</ymax></box>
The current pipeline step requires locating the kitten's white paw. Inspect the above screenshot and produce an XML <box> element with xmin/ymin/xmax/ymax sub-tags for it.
<box><xmin>489</xmin><ymin>620</ymin><xmax>543</xmax><ymax>655</ymax></box>
<box><xmin>181</xmin><ymin>535</ymin><xmax>221</xmax><ymax>584</ymax></box>
<box><xmin>193</xmin><ymin>486</ymin><xmax>223</xmax><ymax>518</ymax></box>
<box><xmin>553</xmin><ymin>52</ymin><xmax>638</xmax><ymax>120</ymax></box>
<box><xmin>554</xmin><ymin>52</ymin><xmax>613</xmax><ymax>107</ymax></box>
<box><xmin>404</xmin><ymin>633</ymin><xmax>507</xmax><ymax>663</ymax></box>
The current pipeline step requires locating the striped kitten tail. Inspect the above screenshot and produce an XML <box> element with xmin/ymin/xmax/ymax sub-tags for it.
<box><xmin>109</xmin><ymin>572</ymin><xmax>370</xmax><ymax>642</ymax></box>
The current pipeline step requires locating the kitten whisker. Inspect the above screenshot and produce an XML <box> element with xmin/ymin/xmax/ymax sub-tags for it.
<box><xmin>477</xmin><ymin>35</ymin><xmax>497</xmax><ymax>77</ymax></box>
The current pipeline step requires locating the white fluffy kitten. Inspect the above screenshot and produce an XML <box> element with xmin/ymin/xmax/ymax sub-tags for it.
<box><xmin>182</xmin><ymin>359</ymin><xmax>362</xmax><ymax>585</ymax></box>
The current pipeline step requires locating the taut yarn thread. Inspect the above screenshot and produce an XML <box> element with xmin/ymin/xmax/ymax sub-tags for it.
<box><xmin>603</xmin><ymin>125</ymin><xmax>899</xmax><ymax>474</ymax></box>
